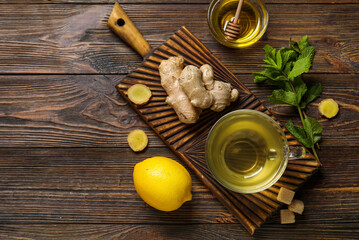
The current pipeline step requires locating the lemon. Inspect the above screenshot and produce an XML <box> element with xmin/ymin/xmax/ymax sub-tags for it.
<box><xmin>133</xmin><ymin>156</ymin><xmax>192</xmax><ymax>212</ymax></box>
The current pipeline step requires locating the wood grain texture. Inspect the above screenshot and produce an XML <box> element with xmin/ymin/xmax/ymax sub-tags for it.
<box><xmin>0</xmin><ymin>0</ymin><xmax>358</xmax><ymax>238</ymax></box>
<box><xmin>0</xmin><ymin>147</ymin><xmax>358</xmax><ymax>224</ymax></box>
<box><xmin>0</xmin><ymin>74</ymin><xmax>163</xmax><ymax>147</ymax></box>
<box><xmin>0</xmin><ymin>147</ymin><xmax>231</xmax><ymax>224</ymax></box>
<box><xmin>1</xmin><ymin>0</ymin><xmax>358</xmax><ymax>3</ymax></box>
<box><xmin>0</xmin><ymin>74</ymin><xmax>357</xmax><ymax>148</ymax></box>
<box><xmin>0</xmin><ymin>222</ymin><xmax>358</xmax><ymax>240</ymax></box>
<box><xmin>116</xmin><ymin>26</ymin><xmax>322</xmax><ymax>234</ymax></box>
<box><xmin>0</xmin><ymin>4</ymin><xmax>357</xmax><ymax>74</ymax></box>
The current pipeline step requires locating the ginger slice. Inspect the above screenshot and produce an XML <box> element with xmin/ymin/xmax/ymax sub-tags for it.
<box><xmin>318</xmin><ymin>98</ymin><xmax>339</xmax><ymax>118</ymax></box>
<box><xmin>127</xmin><ymin>84</ymin><xmax>152</xmax><ymax>105</ymax></box>
<box><xmin>127</xmin><ymin>129</ymin><xmax>148</xmax><ymax>152</ymax></box>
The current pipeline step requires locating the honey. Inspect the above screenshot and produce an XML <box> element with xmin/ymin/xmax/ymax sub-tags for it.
<box><xmin>207</xmin><ymin>0</ymin><xmax>268</xmax><ymax>48</ymax></box>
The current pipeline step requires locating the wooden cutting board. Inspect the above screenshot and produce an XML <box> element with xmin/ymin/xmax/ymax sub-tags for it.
<box><xmin>109</xmin><ymin>3</ymin><xmax>320</xmax><ymax>235</ymax></box>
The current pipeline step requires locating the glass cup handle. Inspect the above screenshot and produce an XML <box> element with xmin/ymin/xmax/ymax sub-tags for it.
<box><xmin>288</xmin><ymin>145</ymin><xmax>306</xmax><ymax>160</ymax></box>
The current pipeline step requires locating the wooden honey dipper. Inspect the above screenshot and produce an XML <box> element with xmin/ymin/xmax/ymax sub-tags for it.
<box><xmin>224</xmin><ymin>0</ymin><xmax>244</xmax><ymax>40</ymax></box>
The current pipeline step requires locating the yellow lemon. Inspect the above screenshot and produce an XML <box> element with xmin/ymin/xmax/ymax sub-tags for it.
<box><xmin>133</xmin><ymin>156</ymin><xmax>192</xmax><ymax>212</ymax></box>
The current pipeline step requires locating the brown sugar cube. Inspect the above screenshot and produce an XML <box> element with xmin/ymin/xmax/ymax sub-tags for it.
<box><xmin>288</xmin><ymin>199</ymin><xmax>304</xmax><ymax>214</ymax></box>
<box><xmin>277</xmin><ymin>187</ymin><xmax>295</xmax><ymax>205</ymax></box>
<box><xmin>280</xmin><ymin>209</ymin><xmax>295</xmax><ymax>224</ymax></box>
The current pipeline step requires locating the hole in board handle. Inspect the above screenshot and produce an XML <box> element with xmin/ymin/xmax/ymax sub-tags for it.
<box><xmin>117</xmin><ymin>18</ymin><xmax>125</xmax><ymax>26</ymax></box>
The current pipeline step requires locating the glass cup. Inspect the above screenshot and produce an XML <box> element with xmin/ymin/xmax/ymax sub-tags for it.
<box><xmin>206</xmin><ymin>110</ymin><xmax>304</xmax><ymax>194</ymax></box>
<box><xmin>207</xmin><ymin>0</ymin><xmax>268</xmax><ymax>48</ymax></box>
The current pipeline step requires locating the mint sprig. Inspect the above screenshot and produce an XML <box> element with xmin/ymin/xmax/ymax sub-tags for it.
<box><xmin>253</xmin><ymin>36</ymin><xmax>322</xmax><ymax>163</ymax></box>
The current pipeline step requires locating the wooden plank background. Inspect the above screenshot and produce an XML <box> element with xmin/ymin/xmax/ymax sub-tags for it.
<box><xmin>0</xmin><ymin>0</ymin><xmax>358</xmax><ymax>239</ymax></box>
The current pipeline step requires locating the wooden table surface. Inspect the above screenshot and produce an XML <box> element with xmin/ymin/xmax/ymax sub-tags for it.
<box><xmin>0</xmin><ymin>0</ymin><xmax>358</xmax><ymax>239</ymax></box>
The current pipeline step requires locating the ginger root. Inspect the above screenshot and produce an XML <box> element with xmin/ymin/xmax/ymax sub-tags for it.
<box><xmin>318</xmin><ymin>98</ymin><xmax>339</xmax><ymax>118</ymax></box>
<box><xmin>201</xmin><ymin>64</ymin><xmax>215</xmax><ymax>91</ymax></box>
<box><xmin>127</xmin><ymin>129</ymin><xmax>148</xmax><ymax>152</ymax></box>
<box><xmin>159</xmin><ymin>57</ymin><xmax>239</xmax><ymax>123</ymax></box>
<box><xmin>201</xmin><ymin>64</ymin><xmax>239</xmax><ymax>112</ymax></box>
<box><xmin>127</xmin><ymin>84</ymin><xmax>152</xmax><ymax>105</ymax></box>
<box><xmin>159</xmin><ymin>56</ymin><xmax>201</xmax><ymax>124</ymax></box>
<box><xmin>180</xmin><ymin>65</ymin><xmax>213</xmax><ymax>109</ymax></box>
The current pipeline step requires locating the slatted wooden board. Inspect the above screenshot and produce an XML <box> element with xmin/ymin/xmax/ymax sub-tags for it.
<box><xmin>116</xmin><ymin>26</ymin><xmax>321</xmax><ymax>235</ymax></box>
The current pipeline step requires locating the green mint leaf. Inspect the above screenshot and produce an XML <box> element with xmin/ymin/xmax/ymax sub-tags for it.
<box><xmin>288</xmin><ymin>38</ymin><xmax>315</xmax><ymax>79</ymax></box>
<box><xmin>264</xmin><ymin>59</ymin><xmax>278</xmax><ymax>69</ymax></box>
<box><xmin>291</xmin><ymin>76</ymin><xmax>304</xmax><ymax>87</ymax></box>
<box><xmin>273</xmin><ymin>75</ymin><xmax>287</xmax><ymax>81</ymax></box>
<box><xmin>283</xmin><ymin>62</ymin><xmax>293</xmax><ymax>76</ymax></box>
<box><xmin>288</xmin><ymin>37</ymin><xmax>297</xmax><ymax>51</ymax></box>
<box><xmin>298</xmin><ymin>46</ymin><xmax>315</xmax><ymax>64</ymax></box>
<box><xmin>258</xmin><ymin>64</ymin><xmax>275</xmax><ymax>68</ymax></box>
<box><xmin>264</xmin><ymin>59</ymin><xmax>281</xmax><ymax>70</ymax></box>
<box><xmin>297</xmin><ymin>35</ymin><xmax>309</xmax><ymax>50</ymax></box>
<box><xmin>267</xmin><ymin>80</ymin><xmax>292</xmax><ymax>90</ymax></box>
<box><xmin>264</xmin><ymin>45</ymin><xmax>276</xmax><ymax>60</ymax></box>
<box><xmin>292</xmin><ymin>77</ymin><xmax>307</xmax><ymax>103</ymax></box>
<box><xmin>276</xmin><ymin>49</ymin><xmax>283</xmax><ymax>69</ymax></box>
<box><xmin>253</xmin><ymin>75</ymin><xmax>267</xmax><ymax>83</ymax></box>
<box><xmin>253</xmin><ymin>68</ymin><xmax>280</xmax><ymax>81</ymax></box>
<box><xmin>281</xmin><ymin>49</ymin><xmax>297</xmax><ymax>66</ymax></box>
<box><xmin>300</xmin><ymin>83</ymin><xmax>322</xmax><ymax>109</ymax></box>
<box><xmin>288</xmin><ymin>56</ymin><xmax>312</xmax><ymax>79</ymax></box>
<box><xmin>253</xmin><ymin>68</ymin><xmax>287</xmax><ymax>82</ymax></box>
<box><xmin>269</xmin><ymin>89</ymin><xmax>298</xmax><ymax>106</ymax></box>
<box><xmin>286</xmin><ymin>120</ymin><xmax>311</xmax><ymax>148</ymax></box>
<box><xmin>296</xmin><ymin>84</ymin><xmax>307</xmax><ymax>104</ymax></box>
<box><xmin>263</xmin><ymin>45</ymin><xmax>282</xmax><ymax>70</ymax></box>
<box><xmin>303</xmin><ymin>117</ymin><xmax>322</xmax><ymax>146</ymax></box>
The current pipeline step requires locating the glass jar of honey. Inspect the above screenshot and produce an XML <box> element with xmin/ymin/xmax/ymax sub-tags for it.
<box><xmin>207</xmin><ymin>0</ymin><xmax>268</xmax><ymax>48</ymax></box>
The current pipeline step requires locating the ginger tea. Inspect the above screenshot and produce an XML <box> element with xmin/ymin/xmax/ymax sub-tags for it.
<box><xmin>206</xmin><ymin>110</ymin><xmax>288</xmax><ymax>193</ymax></box>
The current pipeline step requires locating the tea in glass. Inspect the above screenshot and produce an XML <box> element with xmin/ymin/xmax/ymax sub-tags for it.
<box><xmin>206</xmin><ymin>110</ymin><xmax>289</xmax><ymax>193</ymax></box>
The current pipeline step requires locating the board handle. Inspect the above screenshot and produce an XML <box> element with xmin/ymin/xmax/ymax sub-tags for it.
<box><xmin>107</xmin><ymin>2</ymin><xmax>151</xmax><ymax>58</ymax></box>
